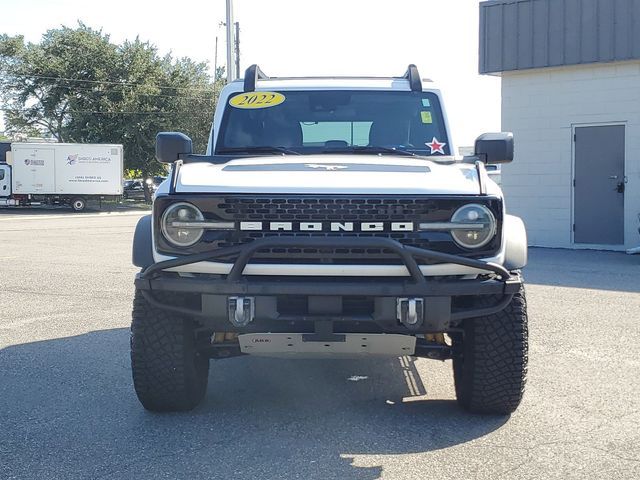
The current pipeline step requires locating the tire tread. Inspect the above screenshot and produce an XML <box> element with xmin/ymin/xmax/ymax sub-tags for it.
<box><xmin>130</xmin><ymin>290</ymin><xmax>208</xmax><ymax>412</ymax></box>
<box><xmin>454</xmin><ymin>286</ymin><xmax>528</xmax><ymax>415</ymax></box>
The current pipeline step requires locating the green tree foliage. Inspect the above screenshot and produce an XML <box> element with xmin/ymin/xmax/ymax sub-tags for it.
<box><xmin>0</xmin><ymin>23</ymin><xmax>225</xmax><ymax>176</ymax></box>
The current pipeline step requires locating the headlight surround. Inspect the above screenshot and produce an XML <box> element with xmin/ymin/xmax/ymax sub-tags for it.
<box><xmin>450</xmin><ymin>203</ymin><xmax>497</xmax><ymax>249</ymax></box>
<box><xmin>161</xmin><ymin>202</ymin><xmax>205</xmax><ymax>247</ymax></box>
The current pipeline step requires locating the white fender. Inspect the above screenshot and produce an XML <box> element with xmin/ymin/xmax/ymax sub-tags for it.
<box><xmin>503</xmin><ymin>214</ymin><xmax>528</xmax><ymax>270</ymax></box>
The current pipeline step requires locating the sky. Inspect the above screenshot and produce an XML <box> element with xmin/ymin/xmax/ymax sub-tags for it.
<box><xmin>0</xmin><ymin>0</ymin><xmax>501</xmax><ymax>149</ymax></box>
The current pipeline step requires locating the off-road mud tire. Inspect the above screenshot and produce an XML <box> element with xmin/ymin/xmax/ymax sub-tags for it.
<box><xmin>453</xmin><ymin>286</ymin><xmax>528</xmax><ymax>415</ymax></box>
<box><xmin>130</xmin><ymin>289</ymin><xmax>209</xmax><ymax>412</ymax></box>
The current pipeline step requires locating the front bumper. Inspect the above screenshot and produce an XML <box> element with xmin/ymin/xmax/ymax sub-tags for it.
<box><xmin>135</xmin><ymin>237</ymin><xmax>522</xmax><ymax>333</ymax></box>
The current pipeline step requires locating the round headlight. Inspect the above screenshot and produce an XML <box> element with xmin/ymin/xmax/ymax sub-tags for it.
<box><xmin>450</xmin><ymin>204</ymin><xmax>497</xmax><ymax>249</ymax></box>
<box><xmin>161</xmin><ymin>202</ymin><xmax>204</xmax><ymax>247</ymax></box>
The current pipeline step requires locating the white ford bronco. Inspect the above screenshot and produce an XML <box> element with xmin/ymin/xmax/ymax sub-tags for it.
<box><xmin>131</xmin><ymin>65</ymin><xmax>528</xmax><ymax>414</ymax></box>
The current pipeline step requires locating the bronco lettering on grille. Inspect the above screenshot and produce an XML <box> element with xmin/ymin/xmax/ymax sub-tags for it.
<box><xmin>239</xmin><ymin>222</ymin><xmax>414</xmax><ymax>232</ymax></box>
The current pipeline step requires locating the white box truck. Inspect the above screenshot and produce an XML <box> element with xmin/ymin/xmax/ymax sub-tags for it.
<box><xmin>0</xmin><ymin>143</ymin><xmax>123</xmax><ymax>211</ymax></box>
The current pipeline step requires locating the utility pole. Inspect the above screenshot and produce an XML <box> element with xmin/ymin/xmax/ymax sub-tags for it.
<box><xmin>225</xmin><ymin>0</ymin><xmax>235</xmax><ymax>82</ymax></box>
<box><xmin>234</xmin><ymin>22</ymin><xmax>240</xmax><ymax>79</ymax></box>
<box><xmin>214</xmin><ymin>36</ymin><xmax>218</xmax><ymax>80</ymax></box>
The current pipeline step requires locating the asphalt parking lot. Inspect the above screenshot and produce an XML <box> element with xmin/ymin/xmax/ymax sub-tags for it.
<box><xmin>1</xmin><ymin>209</ymin><xmax>639</xmax><ymax>480</ymax></box>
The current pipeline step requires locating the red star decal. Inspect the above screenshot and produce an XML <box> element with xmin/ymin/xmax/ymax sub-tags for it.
<box><xmin>426</xmin><ymin>137</ymin><xmax>447</xmax><ymax>155</ymax></box>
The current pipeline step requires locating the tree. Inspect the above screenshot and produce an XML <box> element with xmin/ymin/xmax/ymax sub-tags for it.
<box><xmin>0</xmin><ymin>23</ymin><xmax>225</xmax><ymax>177</ymax></box>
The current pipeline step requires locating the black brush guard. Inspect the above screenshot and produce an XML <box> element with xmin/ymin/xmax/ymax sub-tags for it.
<box><xmin>135</xmin><ymin>236</ymin><xmax>522</xmax><ymax>329</ymax></box>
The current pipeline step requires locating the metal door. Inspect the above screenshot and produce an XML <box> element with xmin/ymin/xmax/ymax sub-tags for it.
<box><xmin>574</xmin><ymin>125</ymin><xmax>625</xmax><ymax>245</ymax></box>
<box><xmin>11</xmin><ymin>147</ymin><xmax>55</xmax><ymax>194</ymax></box>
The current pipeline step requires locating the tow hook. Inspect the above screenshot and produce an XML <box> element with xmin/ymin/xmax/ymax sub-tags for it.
<box><xmin>397</xmin><ymin>298</ymin><xmax>424</xmax><ymax>328</ymax></box>
<box><xmin>228</xmin><ymin>296</ymin><xmax>255</xmax><ymax>327</ymax></box>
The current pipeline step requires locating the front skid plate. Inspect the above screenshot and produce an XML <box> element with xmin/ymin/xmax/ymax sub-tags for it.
<box><xmin>238</xmin><ymin>333</ymin><xmax>416</xmax><ymax>358</ymax></box>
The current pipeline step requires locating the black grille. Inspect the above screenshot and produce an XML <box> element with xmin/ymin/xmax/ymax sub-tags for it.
<box><xmin>154</xmin><ymin>195</ymin><xmax>503</xmax><ymax>264</ymax></box>
<box><xmin>219</xmin><ymin>197</ymin><xmax>433</xmax><ymax>221</ymax></box>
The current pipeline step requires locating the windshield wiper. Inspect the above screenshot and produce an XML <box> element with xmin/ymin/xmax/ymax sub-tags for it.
<box><xmin>321</xmin><ymin>145</ymin><xmax>418</xmax><ymax>157</ymax></box>
<box><xmin>217</xmin><ymin>146</ymin><xmax>302</xmax><ymax>156</ymax></box>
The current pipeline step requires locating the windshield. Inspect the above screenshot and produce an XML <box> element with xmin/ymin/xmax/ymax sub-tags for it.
<box><xmin>216</xmin><ymin>90</ymin><xmax>450</xmax><ymax>156</ymax></box>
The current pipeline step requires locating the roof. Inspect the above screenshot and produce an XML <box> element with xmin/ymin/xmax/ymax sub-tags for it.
<box><xmin>479</xmin><ymin>0</ymin><xmax>640</xmax><ymax>74</ymax></box>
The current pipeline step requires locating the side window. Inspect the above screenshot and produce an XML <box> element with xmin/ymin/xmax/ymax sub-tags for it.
<box><xmin>0</xmin><ymin>170</ymin><xmax>4</xmax><ymax>181</ymax></box>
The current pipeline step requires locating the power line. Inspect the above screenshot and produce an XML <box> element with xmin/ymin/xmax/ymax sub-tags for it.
<box><xmin>0</xmin><ymin>73</ymin><xmax>221</xmax><ymax>93</ymax></box>
<box><xmin>0</xmin><ymin>108</ymin><xmax>213</xmax><ymax>116</ymax></box>
<box><xmin>2</xmin><ymin>83</ymin><xmax>217</xmax><ymax>101</ymax></box>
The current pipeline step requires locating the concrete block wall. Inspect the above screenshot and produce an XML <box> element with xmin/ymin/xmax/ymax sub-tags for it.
<box><xmin>501</xmin><ymin>61</ymin><xmax>640</xmax><ymax>249</ymax></box>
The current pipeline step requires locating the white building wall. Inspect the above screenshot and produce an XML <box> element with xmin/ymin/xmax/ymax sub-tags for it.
<box><xmin>501</xmin><ymin>61</ymin><xmax>640</xmax><ymax>250</ymax></box>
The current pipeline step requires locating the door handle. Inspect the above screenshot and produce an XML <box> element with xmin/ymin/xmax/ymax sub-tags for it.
<box><xmin>609</xmin><ymin>175</ymin><xmax>619</xmax><ymax>180</ymax></box>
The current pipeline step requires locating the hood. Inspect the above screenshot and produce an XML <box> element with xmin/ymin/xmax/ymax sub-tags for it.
<box><xmin>175</xmin><ymin>155</ymin><xmax>488</xmax><ymax>195</ymax></box>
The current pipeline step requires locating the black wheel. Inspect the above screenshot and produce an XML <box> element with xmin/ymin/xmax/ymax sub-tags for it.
<box><xmin>70</xmin><ymin>197</ymin><xmax>86</xmax><ymax>212</ymax></box>
<box><xmin>130</xmin><ymin>290</ymin><xmax>209</xmax><ymax>412</ymax></box>
<box><xmin>452</xmin><ymin>285</ymin><xmax>528</xmax><ymax>415</ymax></box>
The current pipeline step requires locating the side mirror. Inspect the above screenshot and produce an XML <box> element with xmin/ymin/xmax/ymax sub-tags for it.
<box><xmin>474</xmin><ymin>132</ymin><xmax>514</xmax><ymax>164</ymax></box>
<box><xmin>156</xmin><ymin>132</ymin><xmax>192</xmax><ymax>164</ymax></box>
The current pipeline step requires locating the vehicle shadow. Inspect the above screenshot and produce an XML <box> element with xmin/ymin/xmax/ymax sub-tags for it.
<box><xmin>0</xmin><ymin>328</ymin><xmax>507</xmax><ymax>480</ymax></box>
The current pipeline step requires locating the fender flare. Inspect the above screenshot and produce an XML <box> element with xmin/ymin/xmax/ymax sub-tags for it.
<box><xmin>132</xmin><ymin>215</ymin><xmax>155</xmax><ymax>269</ymax></box>
<box><xmin>503</xmin><ymin>214</ymin><xmax>528</xmax><ymax>270</ymax></box>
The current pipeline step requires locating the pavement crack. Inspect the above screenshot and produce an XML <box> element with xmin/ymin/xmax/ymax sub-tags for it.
<box><xmin>576</xmin><ymin>443</ymin><xmax>640</xmax><ymax>463</ymax></box>
<box><xmin>494</xmin><ymin>453</ymin><xmax>535</xmax><ymax>480</ymax></box>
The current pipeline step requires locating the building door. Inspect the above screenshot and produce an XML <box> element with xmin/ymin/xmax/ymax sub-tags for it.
<box><xmin>573</xmin><ymin>125</ymin><xmax>625</xmax><ymax>245</ymax></box>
